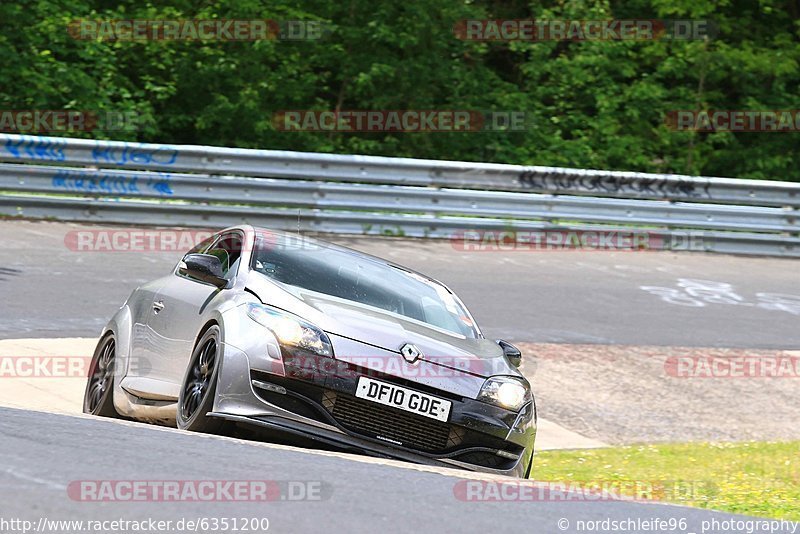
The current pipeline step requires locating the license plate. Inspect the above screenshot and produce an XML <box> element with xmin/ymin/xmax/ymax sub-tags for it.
<box><xmin>355</xmin><ymin>377</ymin><xmax>451</xmax><ymax>422</ymax></box>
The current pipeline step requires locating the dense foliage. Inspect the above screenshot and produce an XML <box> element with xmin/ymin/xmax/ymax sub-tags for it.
<box><xmin>1</xmin><ymin>0</ymin><xmax>798</xmax><ymax>179</ymax></box>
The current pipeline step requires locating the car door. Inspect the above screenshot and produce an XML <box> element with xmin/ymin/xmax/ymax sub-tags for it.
<box><xmin>125</xmin><ymin>276</ymin><xmax>169</xmax><ymax>383</ymax></box>
<box><xmin>148</xmin><ymin>231</ymin><xmax>245</xmax><ymax>392</ymax></box>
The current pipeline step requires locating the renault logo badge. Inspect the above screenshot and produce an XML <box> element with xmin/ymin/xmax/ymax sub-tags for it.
<box><xmin>400</xmin><ymin>343</ymin><xmax>422</xmax><ymax>364</ymax></box>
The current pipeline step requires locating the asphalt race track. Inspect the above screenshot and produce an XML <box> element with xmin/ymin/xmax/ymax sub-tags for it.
<box><xmin>2</xmin><ymin>407</ymin><xmax>790</xmax><ymax>534</ymax></box>
<box><xmin>2</xmin><ymin>220</ymin><xmax>799</xmax><ymax>348</ymax></box>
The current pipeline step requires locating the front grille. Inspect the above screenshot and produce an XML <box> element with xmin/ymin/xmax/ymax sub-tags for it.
<box><xmin>322</xmin><ymin>391</ymin><xmax>464</xmax><ymax>453</ymax></box>
<box><xmin>249</xmin><ymin>371</ymin><xmax>525</xmax><ymax>469</ymax></box>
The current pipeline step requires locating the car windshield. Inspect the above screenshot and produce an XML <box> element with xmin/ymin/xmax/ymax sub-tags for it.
<box><xmin>251</xmin><ymin>233</ymin><xmax>479</xmax><ymax>338</ymax></box>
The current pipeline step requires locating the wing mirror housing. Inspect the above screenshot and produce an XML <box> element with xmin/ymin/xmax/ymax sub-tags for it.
<box><xmin>497</xmin><ymin>339</ymin><xmax>522</xmax><ymax>367</ymax></box>
<box><xmin>179</xmin><ymin>253</ymin><xmax>228</xmax><ymax>288</ymax></box>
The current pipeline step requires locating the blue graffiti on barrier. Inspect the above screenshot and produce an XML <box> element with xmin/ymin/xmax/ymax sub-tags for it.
<box><xmin>91</xmin><ymin>140</ymin><xmax>179</xmax><ymax>166</ymax></box>
<box><xmin>2</xmin><ymin>135</ymin><xmax>67</xmax><ymax>161</ymax></box>
<box><xmin>51</xmin><ymin>169</ymin><xmax>174</xmax><ymax>196</ymax></box>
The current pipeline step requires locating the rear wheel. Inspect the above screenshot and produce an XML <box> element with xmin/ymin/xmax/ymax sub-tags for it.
<box><xmin>83</xmin><ymin>335</ymin><xmax>119</xmax><ymax>417</ymax></box>
<box><xmin>177</xmin><ymin>326</ymin><xmax>225</xmax><ymax>433</ymax></box>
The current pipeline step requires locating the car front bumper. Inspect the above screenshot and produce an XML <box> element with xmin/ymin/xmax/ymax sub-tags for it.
<box><xmin>213</xmin><ymin>342</ymin><xmax>536</xmax><ymax>477</ymax></box>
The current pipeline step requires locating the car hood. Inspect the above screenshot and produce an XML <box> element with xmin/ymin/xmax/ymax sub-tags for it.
<box><xmin>245</xmin><ymin>273</ymin><xmax>520</xmax><ymax>378</ymax></box>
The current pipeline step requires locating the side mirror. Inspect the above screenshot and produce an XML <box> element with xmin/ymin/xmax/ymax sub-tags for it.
<box><xmin>179</xmin><ymin>253</ymin><xmax>228</xmax><ymax>288</ymax></box>
<box><xmin>497</xmin><ymin>339</ymin><xmax>522</xmax><ymax>368</ymax></box>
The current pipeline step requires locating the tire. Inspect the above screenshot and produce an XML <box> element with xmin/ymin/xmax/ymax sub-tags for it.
<box><xmin>177</xmin><ymin>326</ymin><xmax>225</xmax><ymax>433</ymax></box>
<box><xmin>83</xmin><ymin>334</ymin><xmax>120</xmax><ymax>417</ymax></box>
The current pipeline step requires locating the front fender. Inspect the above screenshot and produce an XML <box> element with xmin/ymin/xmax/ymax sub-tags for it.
<box><xmin>95</xmin><ymin>303</ymin><xmax>136</xmax><ymax>417</ymax></box>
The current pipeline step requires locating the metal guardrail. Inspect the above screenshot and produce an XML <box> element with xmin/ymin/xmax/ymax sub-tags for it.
<box><xmin>0</xmin><ymin>134</ymin><xmax>798</xmax><ymax>256</ymax></box>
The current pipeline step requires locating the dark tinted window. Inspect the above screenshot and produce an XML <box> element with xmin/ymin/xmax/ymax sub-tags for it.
<box><xmin>251</xmin><ymin>234</ymin><xmax>478</xmax><ymax>337</ymax></box>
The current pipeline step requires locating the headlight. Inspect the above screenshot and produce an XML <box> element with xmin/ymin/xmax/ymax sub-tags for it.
<box><xmin>477</xmin><ymin>376</ymin><xmax>531</xmax><ymax>411</ymax></box>
<box><xmin>246</xmin><ymin>303</ymin><xmax>333</xmax><ymax>357</ymax></box>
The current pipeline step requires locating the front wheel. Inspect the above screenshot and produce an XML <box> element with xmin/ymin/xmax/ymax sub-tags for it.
<box><xmin>83</xmin><ymin>334</ymin><xmax>119</xmax><ymax>417</ymax></box>
<box><xmin>177</xmin><ymin>326</ymin><xmax>225</xmax><ymax>433</ymax></box>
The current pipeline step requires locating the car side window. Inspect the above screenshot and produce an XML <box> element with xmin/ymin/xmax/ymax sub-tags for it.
<box><xmin>205</xmin><ymin>232</ymin><xmax>243</xmax><ymax>280</ymax></box>
<box><xmin>184</xmin><ymin>235</ymin><xmax>215</xmax><ymax>258</ymax></box>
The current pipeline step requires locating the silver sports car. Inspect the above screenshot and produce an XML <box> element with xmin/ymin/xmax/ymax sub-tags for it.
<box><xmin>84</xmin><ymin>225</ymin><xmax>537</xmax><ymax>477</ymax></box>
